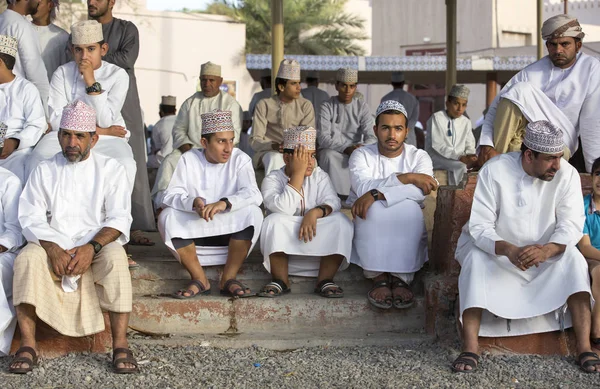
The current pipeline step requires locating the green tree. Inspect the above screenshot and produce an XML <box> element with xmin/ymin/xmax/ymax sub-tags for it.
<box><xmin>204</xmin><ymin>0</ymin><xmax>368</xmax><ymax>56</ymax></box>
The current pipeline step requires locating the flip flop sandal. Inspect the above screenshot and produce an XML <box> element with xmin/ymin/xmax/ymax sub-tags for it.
<box><xmin>391</xmin><ymin>278</ymin><xmax>415</xmax><ymax>309</ymax></box>
<box><xmin>220</xmin><ymin>279</ymin><xmax>256</xmax><ymax>298</ymax></box>
<box><xmin>367</xmin><ymin>280</ymin><xmax>393</xmax><ymax>309</ymax></box>
<box><xmin>113</xmin><ymin>348</ymin><xmax>139</xmax><ymax>374</ymax></box>
<box><xmin>314</xmin><ymin>279</ymin><xmax>344</xmax><ymax>298</ymax></box>
<box><xmin>172</xmin><ymin>280</ymin><xmax>211</xmax><ymax>299</ymax></box>
<box><xmin>578</xmin><ymin>351</ymin><xmax>600</xmax><ymax>373</ymax></box>
<box><xmin>451</xmin><ymin>351</ymin><xmax>480</xmax><ymax>373</ymax></box>
<box><xmin>257</xmin><ymin>279</ymin><xmax>291</xmax><ymax>298</ymax></box>
<box><xmin>8</xmin><ymin>346</ymin><xmax>38</xmax><ymax>374</ymax></box>
<box><xmin>129</xmin><ymin>230</ymin><xmax>156</xmax><ymax>246</ymax></box>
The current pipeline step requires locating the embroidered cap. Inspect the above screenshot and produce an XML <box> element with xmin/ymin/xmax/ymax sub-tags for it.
<box><xmin>60</xmin><ymin>100</ymin><xmax>97</xmax><ymax>132</ymax></box>
<box><xmin>523</xmin><ymin>120</ymin><xmax>564</xmax><ymax>154</ymax></box>
<box><xmin>0</xmin><ymin>35</ymin><xmax>17</xmax><ymax>58</ymax></box>
<box><xmin>449</xmin><ymin>84</ymin><xmax>470</xmax><ymax>100</ymax></box>
<box><xmin>0</xmin><ymin>122</ymin><xmax>7</xmax><ymax>148</ymax></box>
<box><xmin>391</xmin><ymin>71</ymin><xmax>405</xmax><ymax>83</ymax></box>
<box><xmin>283</xmin><ymin>126</ymin><xmax>316</xmax><ymax>151</ymax></box>
<box><xmin>276</xmin><ymin>59</ymin><xmax>301</xmax><ymax>81</ymax></box>
<box><xmin>201</xmin><ymin>109</ymin><xmax>234</xmax><ymax>135</ymax></box>
<box><xmin>71</xmin><ymin>20</ymin><xmax>104</xmax><ymax>45</ymax></box>
<box><xmin>161</xmin><ymin>95</ymin><xmax>176</xmax><ymax>106</ymax></box>
<box><xmin>336</xmin><ymin>68</ymin><xmax>358</xmax><ymax>84</ymax></box>
<box><xmin>376</xmin><ymin>100</ymin><xmax>408</xmax><ymax>120</ymax></box>
<box><xmin>200</xmin><ymin>61</ymin><xmax>221</xmax><ymax>77</ymax></box>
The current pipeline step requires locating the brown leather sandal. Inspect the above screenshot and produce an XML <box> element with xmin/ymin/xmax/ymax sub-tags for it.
<box><xmin>8</xmin><ymin>346</ymin><xmax>38</xmax><ymax>374</ymax></box>
<box><xmin>113</xmin><ymin>348</ymin><xmax>139</xmax><ymax>374</ymax></box>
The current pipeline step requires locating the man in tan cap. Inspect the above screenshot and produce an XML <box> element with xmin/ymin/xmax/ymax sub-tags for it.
<box><xmin>148</xmin><ymin>95</ymin><xmax>177</xmax><ymax>169</ymax></box>
<box><xmin>380</xmin><ymin>72</ymin><xmax>420</xmax><ymax>147</ymax></box>
<box><xmin>31</xmin><ymin>0</ymin><xmax>70</xmax><ymax>82</ymax></box>
<box><xmin>425</xmin><ymin>84</ymin><xmax>477</xmax><ymax>186</ymax></box>
<box><xmin>251</xmin><ymin>58</ymin><xmax>315</xmax><ymax>175</ymax></box>
<box><xmin>318</xmin><ymin>68</ymin><xmax>375</xmax><ymax>199</ymax></box>
<box><xmin>301</xmin><ymin>71</ymin><xmax>329</xmax><ymax>121</ymax></box>
<box><xmin>151</xmin><ymin>61</ymin><xmax>243</xmax><ymax>208</ymax></box>
<box><xmin>479</xmin><ymin>14</ymin><xmax>600</xmax><ymax>173</ymax></box>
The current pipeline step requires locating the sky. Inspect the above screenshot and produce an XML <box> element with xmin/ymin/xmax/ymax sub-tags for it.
<box><xmin>146</xmin><ymin>0</ymin><xmax>213</xmax><ymax>11</ymax></box>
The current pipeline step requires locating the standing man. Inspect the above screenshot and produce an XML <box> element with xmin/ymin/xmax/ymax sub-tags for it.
<box><xmin>453</xmin><ymin>121</ymin><xmax>595</xmax><ymax>373</ymax></box>
<box><xmin>0</xmin><ymin>0</ymin><xmax>50</xmax><ymax>117</ymax></box>
<box><xmin>318</xmin><ymin>68</ymin><xmax>376</xmax><ymax>199</ymax></box>
<box><xmin>301</xmin><ymin>71</ymin><xmax>329</xmax><ymax>122</ymax></box>
<box><xmin>31</xmin><ymin>0</ymin><xmax>69</xmax><ymax>82</ymax></box>
<box><xmin>148</xmin><ymin>95</ymin><xmax>176</xmax><ymax>169</ymax></box>
<box><xmin>88</xmin><ymin>0</ymin><xmax>156</xmax><ymax>240</ymax></box>
<box><xmin>381</xmin><ymin>72</ymin><xmax>419</xmax><ymax>147</ymax></box>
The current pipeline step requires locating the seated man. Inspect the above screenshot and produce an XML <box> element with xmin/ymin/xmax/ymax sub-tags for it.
<box><xmin>479</xmin><ymin>15</ymin><xmax>600</xmax><ymax>173</ymax></box>
<box><xmin>147</xmin><ymin>95</ymin><xmax>177</xmax><ymax>169</ymax></box>
<box><xmin>577</xmin><ymin>157</ymin><xmax>600</xmax><ymax>350</ymax></box>
<box><xmin>0</xmin><ymin>164</ymin><xmax>23</xmax><ymax>356</ymax></box>
<box><xmin>158</xmin><ymin>109</ymin><xmax>263</xmax><ymax>298</ymax></box>
<box><xmin>453</xmin><ymin>120</ymin><xmax>594</xmax><ymax>373</ymax></box>
<box><xmin>425</xmin><ymin>84</ymin><xmax>477</xmax><ymax>186</ymax></box>
<box><xmin>250</xmin><ymin>59</ymin><xmax>314</xmax><ymax>175</ymax></box>
<box><xmin>0</xmin><ymin>34</ymin><xmax>46</xmax><ymax>182</ymax></box>
<box><xmin>152</xmin><ymin>61</ymin><xmax>243</xmax><ymax>208</ymax></box>
<box><xmin>31</xmin><ymin>20</ymin><xmax>135</xmax><ymax>185</ymax></box>
<box><xmin>10</xmin><ymin>100</ymin><xmax>137</xmax><ymax>374</ymax></box>
<box><xmin>318</xmin><ymin>68</ymin><xmax>376</xmax><ymax>199</ymax></box>
<box><xmin>259</xmin><ymin>126</ymin><xmax>352</xmax><ymax>298</ymax></box>
<box><xmin>349</xmin><ymin>101</ymin><xmax>437</xmax><ymax>310</ymax></box>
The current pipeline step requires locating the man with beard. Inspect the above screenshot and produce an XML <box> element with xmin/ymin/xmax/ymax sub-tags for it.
<box><xmin>479</xmin><ymin>14</ymin><xmax>600</xmax><ymax>173</ymax></box>
<box><xmin>349</xmin><ymin>100</ymin><xmax>437</xmax><ymax>310</ymax></box>
<box><xmin>87</xmin><ymin>0</ymin><xmax>155</xmax><ymax>242</ymax></box>
<box><xmin>31</xmin><ymin>0</ymin><xmax>70</xmax><ymax>82</ymax></box>
<box><xmin>453</xmin><ymin>120</ymin><xmax>595</xmax><ymax>373</ymax></box>
<box><xmin>10</xmin><ymin>100</ymin><xmax>138</xmax><ymax>374</ymax></box>
<box><xmin>0</xmin><ymin>0</ymin><xmax>50</xmax><ymax>117</ymax></box>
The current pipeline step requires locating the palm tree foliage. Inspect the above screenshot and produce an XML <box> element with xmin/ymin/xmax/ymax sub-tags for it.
<box><xmin>204</xmin><ymin>0</ymin><xmax>368</xmax><ymax>56</ymax></box>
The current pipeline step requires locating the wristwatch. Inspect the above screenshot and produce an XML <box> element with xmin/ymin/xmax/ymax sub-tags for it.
<box><xmin>88</xmin><ymin>240</ymin><xmax>102</xmax><ymax>254</ymax></box>
<box><xmin>316</xmin><ymin>205</ymin><xmax>327</xmax><ymax>217</ymax></box>
<box><xmin>220</xmin><ymin>197</ymin><xmax>232</xmax><ymax>211</ymax></box>
<box><xmin>85</xmin><ymin>82</ymin><xmax>102</xmax><ymax>94</ymax></box>
<box><xmin>370</xmin><ymin>189</ymin><xmax>379</xmax><ymax>201</ymax></box>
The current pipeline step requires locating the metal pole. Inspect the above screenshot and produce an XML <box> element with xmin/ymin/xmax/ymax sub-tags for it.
<box><xmin>537</xmin><ymin>0</ymin><xmax>543</xmax><ymax>60</ymax></box>
<box><xmin>564</xmin><ymin>0</ymin><xmax>568</xmax><ymax>14</ymax></box>
<box><xmin>271</xmin><ymin>0</ymin><xmax>284</xmax><ymax>96</ymax></box>
<box><xmin>445</xmin><ymin>0</ymin><xmax>457</xmax><ymax>94</ymax></box>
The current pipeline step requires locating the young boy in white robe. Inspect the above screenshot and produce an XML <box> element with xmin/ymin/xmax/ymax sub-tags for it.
<box><xmin>453</xmin><ymin>121</ymin><xmax>595</xmax><ymax>373</ymax></box>
<box><xmin>30</xmin><ymin>20</ymin><xmax>136</xmax><ymax>185</ymax></box>
<box><xmin>158</xmin><ymin>109</ymin><xmax>263</xmax><ymax>299</ymax></box>
<box><xmin>425</xmin><ymin>84</ymin><xmax>477</xmax><ymax>186</ymax></box>
<box><xmin>0</xmin><ymin>35</ymin><xmax>46</xmax><ymax>182</ymax></box>
<box><xmin>0</xmin><ymin>165</ymin><xmax>23</xmax><ymax>356</ymax></box>
<box><xmin>349</xmin><ymin>100</ymin><xmax>438</xmax><ymax>310</ymax></box>
<box><xmin>259</xmin><ymin>126</ymin><xmax>353</xmax><ymax>298</ymax></box>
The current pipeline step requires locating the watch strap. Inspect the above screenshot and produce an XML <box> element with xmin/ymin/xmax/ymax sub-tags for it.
<box><xmin>317</xmin><ymin>205</ymin><xmax>327</xmax><ymax>217</ymax></box>
<box><xmin>88</xmin><ymin>240</ymin><xmax>102</xmax><ymax>254</ymax></box>
<box><xmin>370</xmin><ymin>189</ymin><xmax>379</xmax><ymax>201</ymax></box>
<box><xmin>220</xmin><ymin>197</ymin><xmax>232</xmax><ymax>211</ymax></box>
<box><xmin>85</xmin><ymin>82</ymin><xmax>102</xmax><ymax>94</ymax></box>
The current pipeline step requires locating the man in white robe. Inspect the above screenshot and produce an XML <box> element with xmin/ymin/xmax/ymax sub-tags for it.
<box><xmin>10</xmin><ymin>100</ymin><xmax>137</xmax><ymax>374</ymax></box>
<box><xmin>349</xmin><ymin>100</ymin><xmax>438</xmax><ymax>310</ymax></box>
<box><xmin>248</xmin><ymin>69</ymin><xmax>271</xmax><ymax>116</ymax></box>
<box><xmin>0</xmin><ymin>35</ymin><xmax>46</xmax><ymax>182</ymax></box>
<box><xmin>30</xmin><ymin>20</ymin><xmax>135</xmax><ymax>185</ymax></box>
<box><xmin>259</xmin><ymin>126</ymin><xmax>352</xmax><ymax>298</ymax></box>
<box><xmin>318</xmin><ymin>68</ymin><xmax>375</xmax><ymax>198</ymax></box>
<box><xmin>152</xmin><ymin>61</ymin><xmax>243</xmax><ymax>208</ymax></box>
<box><xmin>0</xmin><ymin>0</ymin><xmax>49</xmax><ymax>117</ymax></box>
<box><xmin>31</xmin><ymin>0</ymin><xmax>70</xmax><ymax>82</ymax></box>
<box><xmin>425</xmin><ymin>84</ymin><xmax>477</xmax><ymax>186</ymax></box>
<box><xmin>147</xmin><ymin>95</ymin><xmax>176</xmax><ymax>169</ymax></box>
<box><xmin>159</xmin><ymin>109</ymin><xmax>263</xmax><ymax>299</ymax></box>
<box><xmin>380</xmin><ymin>72</ymin><xmax>419</xmax><ymax>147</ymax></box>
<box><xmin>453</xmin><ymin>120</ymin><xmax>595</xmax><ymax>373</ymax></box>
<box><xmin>0</xmin><ymin>166</ymin><xmax>23</xmax><ymax>356</ymax></box>
<box><xmin>479</xmin><ymin>15</ymin><xmax>600</xmax><ymax>173</ymax></box>
<box><xmin>301</xmin><ymin>71</ymin><xmax>329</xmax><ymax>122</ymax></box>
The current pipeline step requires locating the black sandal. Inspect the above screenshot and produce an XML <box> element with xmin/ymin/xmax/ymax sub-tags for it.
<box><xmin>220</xmin><ymin>279</ymin><xmax>255</xmax><ymax>298</ymax></box>
<box><xmin>451</xmin><ymin>351</ymin><xmax>480</xmax><ymax>373</ymax></box>
<box><xmin>113</xmin><ymin>348</ymin><xmax>139</xmax><ymax>374</ymax></box>
<box><xmin>367</xmin><ymin>280</ymin><xmax>393</xmax><ymax>309</ymax></box>
<box><xmin>391</xmin><ymin>278</ymin><xmax>414</xmax><ymax>309</ymax></box>
<box><xmin>8</xmin><ymin>346</ymin><xmax>38</xmax><ymax>374</ymax></box>
<box><xmin>578</xmin><ymin>351</ymin><xmax>600</xmax><ymax>373</ymax></box>
<box><xmin>257</xmin><ymin>279</ymin><xmax>291</xmax><ymax>298</ymax></box>
<box><xmin>314</xmin><ymin>279</ymin><xmax>344</xmax><ymax>298</ymax></box>
<box><xmin>172</xmin><ymin>279</ymin><xmax>211</xmax><ymax>299</ymax></box>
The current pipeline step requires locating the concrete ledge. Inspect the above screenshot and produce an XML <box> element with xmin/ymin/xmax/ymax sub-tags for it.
<box><xmin>479</xmin><ymin>331</ymin><xmax>577</xmax><ymax>356</ymax></box>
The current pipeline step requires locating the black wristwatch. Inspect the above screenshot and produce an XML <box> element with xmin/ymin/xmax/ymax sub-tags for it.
<box><xmin>88</xmin><ymin>240</ymin><xmax>102</xmax><ymax>254</ymax></box>
<box><xmin>220</xmin><ymin>197</ymin><xmax>232</xmax><ymax>211</ymax></box>
<box><xmin>316</xmin><ymin>205</ymin><xmax>327</xmax><ymax>217</ymax></box>
<box><xmin>85</xmin><ymin>82</ymin><xmax>102</xmax><ymax>94</ymax></box>
<box><xmin>370</xmin><ymin>189</ymin><xmax>379</xmax><ymax>201</ymax></box>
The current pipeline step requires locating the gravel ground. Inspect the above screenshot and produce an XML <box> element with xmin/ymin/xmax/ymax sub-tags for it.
<box><xmin>0</xmin><ymin>340</ymin><xmax>598</xmax><ymax>389</ymax></box>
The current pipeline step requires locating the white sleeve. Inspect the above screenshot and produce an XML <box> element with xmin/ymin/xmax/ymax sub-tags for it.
<box><xmin>468</xmin><ymin>165</ymin><xmax>504</xmax><ymax>256</ymax></box>
<box><xmin>549</xmin><ymin>169</ymin><xmax>585</xmax><ymax>246</ymax></box>
<box><xmin>261</xmin><ymin>172</ymin><xmax>303</xmax><ymax>216</ymax></box>
<box><xmin>0</xmin><ymin>175</ymin><xmax>23</xmax><ymax>251</ymax></box>
<box><xmin>161</xmin><ymin>155</ymin><xmax>198</xmax><ymax>213</ymax></box>
<box><xmin>82</xmin><ymin>68</ymin><xmax>129</xmax><ymax>130</ymax></box>
<box><xmin>227</xmin><ymin>158</ymin><xmax>263</xmax><ymax>211</ymax></box>
<box><xmin>315</xmin><ymin>171</ymin><xmax>341</xmax><ymax>212</ymax></box>
<box><xmin>8</xmin><ymin>82</ymin><xmax>45</xmax><ymax>149</ymax></box>
<box><xmin>102</xmin><ymin>163</ymin><xmax>133</xmax><ymax>244</ymax></box>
